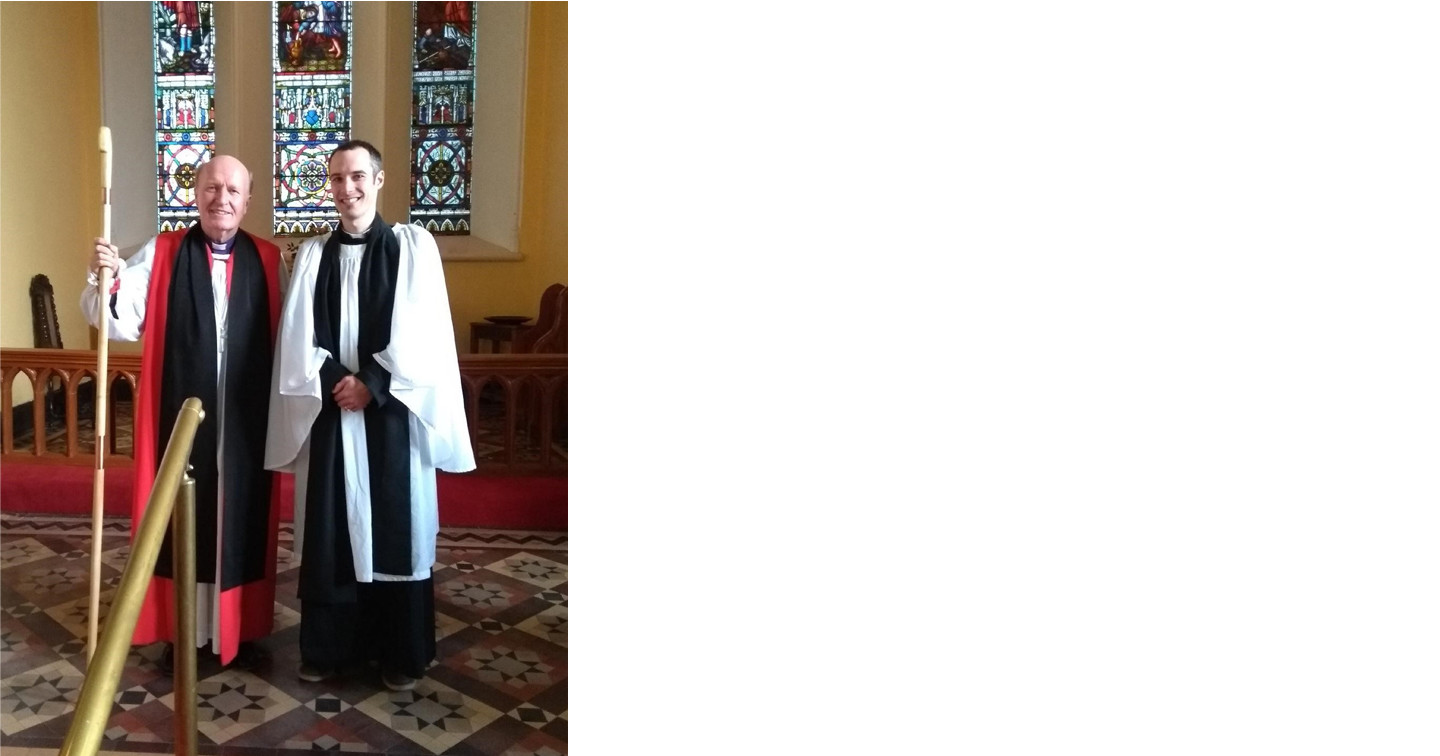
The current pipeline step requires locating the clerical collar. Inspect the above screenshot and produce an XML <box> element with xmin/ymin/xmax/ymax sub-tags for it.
<box><xmin>209</xmin><ymin>237</ymin><xmax>234</xmax><ymax>256</ymax></box>
<box><xmin>337</xmin><ymin>224</ymin><xmax>372</xmax><ymax>245</ymax></box>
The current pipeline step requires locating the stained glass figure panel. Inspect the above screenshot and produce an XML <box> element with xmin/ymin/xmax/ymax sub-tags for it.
<box><xmin>273</xmin><ymin>2</ymin><xmax>353</xmax><ymax>236</ymax></box>
<box><xmin>154</xmin><ymin>1</ymin><xmax>216</xmax><ymax>233</ymax></box>
<box><xmin>155</xmin><ymin>1</ymin><xmax>216</xmax><ymax>75</ymax></box>
<box><xmin>411</xmin><ymin>2</ymin><xmax>476</xmax><ymax>235</ymax></box>
<box><xmin>275</xmin><ymin>1</ymin><xmax>351</xmax><ymax>73</ymax></box>
<box><xmin>414</xmin><ymin>0</ymin><xmax>473</xmax><ymax>71</ymax></box>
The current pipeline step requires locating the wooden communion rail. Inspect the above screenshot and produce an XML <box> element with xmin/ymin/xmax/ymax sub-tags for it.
<box><xmin>0</xmin><ymin>348</ymin><xmax>567</xmax><ymax>474</ymax></box>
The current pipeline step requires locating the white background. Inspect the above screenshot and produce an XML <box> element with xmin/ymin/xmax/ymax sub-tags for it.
<box><xmin>574</xmin><ymin>3</ymin><xmax>1440</xmax><ymax>753</ymax></box>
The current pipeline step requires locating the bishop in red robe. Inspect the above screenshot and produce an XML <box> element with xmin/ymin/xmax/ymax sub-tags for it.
<box><xmin>81</xmin><ymin>155</ymin><xmax>287</xmax><ymax>669</ymax></box>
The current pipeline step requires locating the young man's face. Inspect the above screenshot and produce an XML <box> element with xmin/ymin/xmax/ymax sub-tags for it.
<box><xmin>327</xmin><ymin>147</ymin><xmax>385</xmax><ymax>229</ymax></box>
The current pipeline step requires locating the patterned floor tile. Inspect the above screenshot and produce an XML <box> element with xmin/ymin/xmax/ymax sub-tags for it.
<box><xmin>127</xmin><ymin>642</ymin><xmax>170</xmax><ymax>676</ymax></box>
<box><xmin>99</xmin><ymin>544</ymin><xmax>131</xmax><ymax>573</ymax></box>
<box><xmin>438</xmin><ymin>549</ymin><xmax>492</xmax><ymax>573</ymax></box>
<box><xmin>506</xmin><ymin>701</ymin><xmax>560</xmax><ymax>728</ymax></box>
<box><xmin>99</xmin><ymin>695</ymin><xmax>174</xmax><ymax>744</ymax></box>
<box><xmin>14</xmin><ymin>564</ymin><xmax>93</xmax><ymax>598</ymax></box>
<box><xmin>42</xmin><ymin>590</ymin><xmax>112</xmax><ymax>641</ymax></box>
<box><xmin>157</xmin><ymin>668</ymin><xmax>302</xmax><ymax>744</ymax></box>
<box><xmin>0</xmin><ymin>657</ymin><xmax>85</xmax><ymax>735</ymax></box>
<box><xmin>352</xmin><ymin>677</ymin><xmax>504</xmax><ymax>754</ymax></box>
<box><xmin>438</xmin><ymin>578</ymin><xmax>531</xmax><ymax>613</ymax></box>
<box><xmin>305</xmin><ymin>692</ymin><xmax>355</xmax><ymax>719</ymax></box>
<box><xmin>0</xmin><ymin>515</ymin><xmax>128</xmax><ymax>538</ymax></box>
<box><xmin>514</xmin><ymin>604</ymin><xmax>567</xmax><ymax>647</ymax></box>
<box><xmin>1</xmin><ymin>617</ymin><xmax>54</xmax><ymax>670</ymax></box>
<box><xmin>436</xmin><ymin>610</ymin><xmax>472</xmax><ymax>640</ymax></box>
<box><xmin>272</xmin><ymin>600</ymin><xmax>302</xmax><ymax>633</ymax></box>
<box><xmin>103</xmin><ymin>723</ymin><xmax>164</xmax><ymax>745</ymax></box>
<box><xmin>281</xmin><ymin>733</ymin><xmax>371</xmax><ymax>752</ymax></box>
<box><xmin>53</xmin><ymin>636</ymin><xmax>88</xmax><ymax>657</ymax></box>
<box><xmin>498</xmin><ymin>729</ymin><xmax>568</xmax><ymax>756</ymax></box>
<box><xmin>3</xmin><ymin>600</ymin><xmax>44</xmax><ymax>619</ymax></box>
<box><xmin>113</xmin><ymin>683</ymin><xmax>159</xmax><ymax>711</ymax></box>
<box><xmin>483</xmin><ymin>553</ymin><xmax>567</xmax><ymax>589</ymax></box>
<box><xmin>477</xmin><ymin>616</ymin><xmax>513</xmax><ymax>634</ymax></box>
<box><xmin>439</xmin><ymin>530</ymin><xmax>567</xmax><ymax>552</ymax></box>
<box><xmin>459</xmin><ymin>636</ymin><xmax>567</xmax><ymax>700</ymax></box>
<box><xmin>279</xmin><ymin>713</ymin><xmax>376</xmax><ymax>752</ymax></box>
<box><xmin>1</xmin><ymin>538</ymin><xmax>56</xmax><ymax>568</ymax></box>
<box><xmin>1</xmin><ymin>513</ymin><xmax>566</xmax><ymax>754</ymax></box>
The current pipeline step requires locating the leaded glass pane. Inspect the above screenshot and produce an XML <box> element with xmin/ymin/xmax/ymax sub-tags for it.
<box><xmin>273</xmin><ymin>2</ymin><xmax>353</xmax><ymax>236</ymax></box>
<box><xmin>411</xmin><ymin>1</ymin><xmax>476</xmax><ymax>235</ymax></box>
<box><xmin>153</xmin><ymin>1</ymin><xmax>216</xmax><ymax>233</ymax></box>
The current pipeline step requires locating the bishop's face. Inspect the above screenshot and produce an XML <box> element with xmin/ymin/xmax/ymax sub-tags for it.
<box><xmin>327</xmin><ymin>147</ymin><xmax>385</xmax><ymax>232</ymax></box>
<box><xmin>196</xmin><ymin>156</ymin><xmax>251</xmax><ymax>242</ymax></box>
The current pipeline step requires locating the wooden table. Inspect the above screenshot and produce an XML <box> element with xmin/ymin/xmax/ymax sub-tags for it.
<box><xmin>469</xmin><ymin>321</ymin><xmax>532</xmax><ymax>354</ymax></box>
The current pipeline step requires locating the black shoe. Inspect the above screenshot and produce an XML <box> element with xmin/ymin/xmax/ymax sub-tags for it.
<box><xmin>158</xmin><ymin>643</ymin><xmax>175</xmax><ymax>675</ymax></box>
<box><xmin>229</xmin><ymin>642</ymin><xmax>266</xmax><ymax>670</ymax></box>
<box><xmin>383</xmin><ymin>670</ymin><xmax>417</xmax><ymax>692</ymax></box>
<box><xmin>298</xmin><ymin>663</ymin><xmax>335</xmax><ymax>682</ymax></box>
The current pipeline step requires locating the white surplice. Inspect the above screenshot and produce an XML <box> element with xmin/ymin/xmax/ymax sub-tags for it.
<box><xmin>264</xmin><ymin>223</ymin><xmax>475</xmax><ymax>582</ymax></box>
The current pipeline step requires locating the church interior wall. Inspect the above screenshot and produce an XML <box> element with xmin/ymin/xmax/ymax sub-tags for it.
<box><xmin>1</xmin><ymin>1</ymin><xmax>106</xmax><ymax>389</ymax></box>
<box><xmin>0</xmin><ymin>1</ymin><xmax>567</xmax><ymax>365</ymax></box>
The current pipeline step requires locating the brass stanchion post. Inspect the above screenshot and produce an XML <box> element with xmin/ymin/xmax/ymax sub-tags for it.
<box><xmin>58</xmin><ymin>398</ymin><xmax>204</xmax><ymax>756</ymax></box>
<box><xmin>174</xmin><ymin>463</ymin><xmax>197</xmax><ymax>756</ymax></box>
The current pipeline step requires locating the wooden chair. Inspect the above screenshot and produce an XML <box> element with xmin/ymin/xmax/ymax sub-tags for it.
<box><xmin>29</xmin><ymin>275</ymin><xmax>66</xmax><ymax>420</ymax></box>
<box><xmin>511</xmin><ymin>284</ymin><xmax>567</xmax><ymax>445</ymax></box>
<box><xmin>532</xmin><ymin>287</ymin><xmax>567</xmax><ymax>354</ymax></box>
<box><xmin>513</xmin><ymin>283</ymin><xmax>567</xmax><ymax>354</ymax></box>
<box><xmin>29</xmin><ymin>274</ymin><xmax>63</xmax><ymax>349</ymax></box>
<box><xmin>29</xmin><ymin>274</ymin><xmax>127</xmax><ymax>452</ymax></box>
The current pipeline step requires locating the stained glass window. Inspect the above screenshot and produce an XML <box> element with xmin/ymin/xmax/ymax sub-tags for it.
<box><xmin>272</xmin><ymin>1</ymin><xmax>352</xmax><ymax>236</ymax></box>
<box><xmin>153</xmin><ymin>1</ymin><xmax>216</xmax><ymax>233</ymax></box>
<box><xmin>411</xmin><ymin>1</ymin><xmax>476</xmax><ymax>235</ymax></box>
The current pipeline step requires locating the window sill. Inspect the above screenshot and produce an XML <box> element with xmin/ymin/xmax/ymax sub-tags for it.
<box><xmin>437</xmin><ymin>235</ymin><xmax>522</xmax><ymax>262</ymax></box>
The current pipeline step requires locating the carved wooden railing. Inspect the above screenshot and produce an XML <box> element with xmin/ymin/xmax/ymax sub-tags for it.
<box><xmin>0</xmin><ymin>348</ymin><xmax>566</xmax><ymax>474</ymax></box>
<box><xmin>459</xmin><ymin>353</ymin><xmax>568</xmax><ymax>473</ymax></box>
<box><xmin>0</xmin><ymin>348</ymin><xmax>140</xmax><ymax>466</ymax></box>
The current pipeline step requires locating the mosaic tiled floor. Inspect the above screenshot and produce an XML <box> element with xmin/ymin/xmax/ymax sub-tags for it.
<box><xmin>0</xmin><ymin>513</ymin><xmax>567</xmax><ymax>754</ymax></box>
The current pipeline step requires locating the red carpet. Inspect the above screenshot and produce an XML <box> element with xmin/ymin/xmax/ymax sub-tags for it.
<box><xmin>0</xmin><ymin>463</ymin><xmax>566</xmax><ymax>531</ymax></box>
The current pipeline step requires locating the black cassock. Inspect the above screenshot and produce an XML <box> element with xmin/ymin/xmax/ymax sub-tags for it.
<box><xmin>296</xmin><ymin>221</ymin><xmax>435</xmax><ymax>677</ymax></box>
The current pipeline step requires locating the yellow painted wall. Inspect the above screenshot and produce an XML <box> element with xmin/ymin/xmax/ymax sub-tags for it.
<box><xmin>0</xmin><ymin>2</ymin><xmax>103</xmax><ymax>404</ymax></box>
<box><xmin>443</xmin><ymin>1</ymin><xmax>568</xmax><ymax>338</ymax></box>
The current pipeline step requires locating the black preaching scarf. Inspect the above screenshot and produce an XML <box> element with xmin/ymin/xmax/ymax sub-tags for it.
<box><xmin>300</xmin><ymin>217</ymin><xmax>414</xmax><ymax>603</ymax></box>
<box><xmin>155</xmin><ymin>224</ymin><xmax>274</xmax><ymax>588</ymax></box>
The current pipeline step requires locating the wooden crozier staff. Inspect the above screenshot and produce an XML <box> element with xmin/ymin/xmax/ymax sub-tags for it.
<box><xmin>88</xmin><ymin>126</ymin><xmax>113</xmax><ymax>664</ymax></box>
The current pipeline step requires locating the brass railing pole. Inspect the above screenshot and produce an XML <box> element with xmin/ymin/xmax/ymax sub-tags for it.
<box><xmin>173</xmin><ymin>464</ymin><xmax>198</xmax><ymax>756</ymax></box>
<box><xmin>58</xmin><ymin>398</ymin><xmax>205</xmax><ymax>756</ymax></box>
